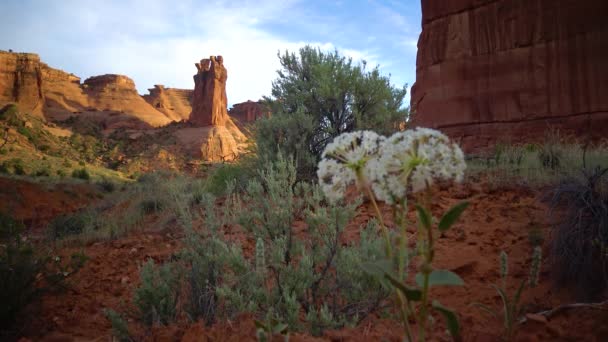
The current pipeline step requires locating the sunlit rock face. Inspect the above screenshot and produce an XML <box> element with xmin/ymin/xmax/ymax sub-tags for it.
<box><xmin>411</xmin><ymin>0</ymin><xmax>608</xmax><ymax>151</ymax></box>
<box><xmin>143</xmin><ymin>85</ymin><xmax>193</xmax><ymax>122</ymax></box>
<box><xmin>173</xmin><ymin>56</ymin><xmax>246</xmax><ymax>161</ymax></box>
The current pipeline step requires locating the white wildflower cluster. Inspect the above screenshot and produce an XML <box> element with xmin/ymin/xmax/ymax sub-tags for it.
<box><xmin>317</xmin><ymin>128</ymin><xmax>466</xmax><ymax>203</ymax></box>
<box><xmin>317</xmin><ymin>131</ymin><xmax>385</xmax><ymax>202</ymax></box>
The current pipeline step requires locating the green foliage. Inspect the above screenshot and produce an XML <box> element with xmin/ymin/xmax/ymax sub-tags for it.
<box><xmin>548</xmin><ymin>166</ymin><xmax>608</xmax><ymax>299</ymax></box>
<box><xmin>468</xmin><ymin>138</ymin><xmax>608</xmax><ymax>187</ymax></box>
<box><xmin>472</xmin><ymin>247</ymin><xmax>542</xmax><ymax>341</ymax></box>
<box><xmin>364</xmin><ymin>201</ymin><xmax>468</xmax><ymax>342</ymax></box>
<box><xmin>103</xmin><ymin>309</ymin><xmax>132</xmax><ymax>342</ymax></box>
<box><xmin>97</xmin><ymin>178</ymin><xmax>116</xmax><ymax>193</ymax></box>
<box><xmin>258</xmin><ymin>45</ymin><xmax>408</xmax><ymax>179</ymax></box>
<box><xmin>226</xmin><ymin>156</ymin><xmax>388</xmax><ymax>334</ymax></box>
<box><xmin>0</xmin><ymin>212</ymin><xmax>41</xmax><ymax>330</ymax></box>
<box><xmin>48</xmin><ymin>211</ymin><xmax>94</xmax><ymax>239</ymax></box>
<box><xmin>133</xmin><ymin>259</ymin><xmax>180</xmax><ymax>326</ymax></box>
<box><xmin>33</xmin><ymin>166</ymin><xmax>51</xmax><ymax>177</ymax></box>
<box><xmin>204</xmin><ymin>162</ymin><xmax>254</xmax><ymax>196</ymax></box>
<box><xmin>71</xmin><ymin>168</ymin><xmax>90</xmax><ymax>180</ymax></box>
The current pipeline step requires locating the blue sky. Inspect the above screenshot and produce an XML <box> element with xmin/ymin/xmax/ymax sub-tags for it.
<box><xmin>0</xmin><ymin>0</ymin><xmax>421</xmax><ymax>106</ymax></box>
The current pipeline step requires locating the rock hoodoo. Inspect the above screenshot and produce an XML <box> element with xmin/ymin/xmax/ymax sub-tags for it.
<box><xmin>411</xmin><ymin>0</ymin><xmax>608</xmax><ymax>150</ymax></box>
<box><xmin>189</xmin><ymin>56</ymin><xmax>229</xmax><ymax>127</ymax></box>
<box><xmin>173</xmin><ymin>56</ymin><xmax>246</xmax><ymax>161</ymax></box>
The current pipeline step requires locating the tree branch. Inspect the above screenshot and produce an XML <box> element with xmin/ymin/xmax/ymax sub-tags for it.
<box><xmin>519</xmin><ymin>300</ymin><xmax>608</xmax><ymax>324</ymax></box>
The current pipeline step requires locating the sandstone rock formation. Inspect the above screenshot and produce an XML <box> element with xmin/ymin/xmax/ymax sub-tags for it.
<box><xmin>411</xmin><ymin>0</ymin><xmax>608</xmax><ymax>150</ymax></box>
<box><xmin>0</xmin><ymin>51</ymin><xmax>45</xmax><ymax>116</ymax></box>
<box><xmin>229</xmin><ymin>100</ymin><xmax>270</xmax><ymax>125</ymax></box>
<box><xmin>143</xmin><ymin>85</ymin><xmax>193</xmax><ymax>121</ymax></box>
<box><xmin>173</xmin><ymin>56</ymin><xmax>246</xmax><ymax>161</ymax></box>
<box><xmin>190</xmin><ymin>56</ymin><xmax>230</xmax><ymax>126</ymax></box>
<box><xmin>0</xmin><ymin>50</ymin><xmax>172</xmax><ymax>128</ymax></box>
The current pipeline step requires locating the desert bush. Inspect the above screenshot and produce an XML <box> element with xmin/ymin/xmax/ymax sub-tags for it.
<box><xmin>257</xmin><ymin>45</ymin><xmax>408</xmax><ymax>179</ymax></box>
<box><xmin>133</xmin><ymin>259</ymin><xmax>180</xmax><ymax>326</ymax></box>
<box><xmin>103</xmin><ymin>309</ymin><xmax>132</xmax><ymax>342</ymax></box>
<box><xmin>548</xmin><ymin>166</ymin><xmax>608</xmax><ymax>299</ymax></box>
<box><xmin>178</xmin><ymin>156</ymin><xmax>388</xmax><ymax>336</ymax></box>
<box><xmin>71</xmin><ymin>168</ymin><xmax>90</xmax><ymax>180</ymax></box>
<box><xmin>204</xmin><ymin>162</ymin><xmax>253</xmax><ymax>196</ymax></box>
<box><xmin>48</xmin><ymin>211</ymin><xmax>95</xmax><ymax>239</ymax></box>
<box><xmin>33</xmin><ymin>166</ymin><xmax>51</xmax><ymax>177</ymax></box>
<box><xmin>226</xmin><ymin>155</ymin><xmax>389</xmax><ymax>335</ymax></box>
<box><xmin>97</xmin><ymin>178</ymin><xmax>116</xmax><ymax>193</ymax></box>
<box><xmin>0</xmin><ymin>212</ymin><xmax>41</xmax><ymax>330</ymax></box>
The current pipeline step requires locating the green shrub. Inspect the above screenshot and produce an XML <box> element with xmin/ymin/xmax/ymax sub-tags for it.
<box><xmin>97</xmin><ymin>178</ymin><xmax>116</xmax><ymax>193</ymax></box>
<box><xmin>258</xmin><ymin>45</ymin><xmax>408</xmax><ymax>180</ymax></box>
<box><xmin>0</xmin><ymin>212</ymin><xmax>41</xmax><ymax>330</ymax></box>
<box><xmin>48</xmin><ymin>211</ymin><xmax>94</xmax><ymax>239</ymax></box>
<box><xmin>139</xmin><ymin>198</ymin><xmax>164</xmax><ymax>214</ymax></box>
<box><xmin>71</xmin><ymin>168</ymin><xmax>90</xmax><ymax>180</ymax></box>
<box><xmin>33</xmin><ymin>166</ymin><xmax>51</xmax><ymax>177</ymax></box>
<box><xmin>179</xmin><ymin>157</ymin><xmax>388</xmax><ymax>335</ymax></box>
<box><xmin>7</xmin><ymin>158</ymin><xmax>25</xmax><ymax>175</ymax></box>
<box><xmin>56</xmin><ymin>169</ymin><xmax>66</xmax><ymax>178</ymax></box>
<box><xmin>0</xmin><ymin>163</ymin><xmax>8</xmax><ymax>174</ymax></box>
<box><xmin>133</xmin><ymin>259</ymin><xmax>180</xmax><ymax>326</ymax></box>
<box><xmin>204</xmin><ymin>162</ymin><xmax>253</xmax><ymax>196</ymax></box>
<box><xmin>0</xmin><ymin>104</ymin><xmax>19</xmax><ymax>121</ymax></box>
<box><xmin>103</xmin><ymin>309</ymin><xmax>132</xmax><ymax>342</ymax></box>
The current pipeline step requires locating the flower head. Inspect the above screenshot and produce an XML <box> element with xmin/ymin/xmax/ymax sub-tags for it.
<box><xmin>369</xmin><ymin>127</ymin><xmax>466</xmax><ymax>203</ymax></box>
<box><xmin>317</xmin><ymin>131</ymin><xmax>385</xmax><ymax>202</ymax></box>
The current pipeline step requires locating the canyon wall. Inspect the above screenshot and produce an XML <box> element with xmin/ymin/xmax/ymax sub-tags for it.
<box><xmin>411</xmin><ymin>0</ymin><xmax>608</xmax><ymax>150</ymax></box>
<box><xmin>0</xmin><ymin>50</ymin><xmax>172</xmax><ymax>127</ymax></box>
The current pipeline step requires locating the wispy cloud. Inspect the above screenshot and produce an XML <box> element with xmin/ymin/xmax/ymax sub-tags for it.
<box><xmin>0</xmin><ymin>0</ymin><xmax>421</xmax><ymax>106</ymax></box>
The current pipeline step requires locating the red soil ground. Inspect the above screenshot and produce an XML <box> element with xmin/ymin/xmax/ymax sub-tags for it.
<box><xmin>5</xmin><ymin>178</ymin><xmax>608</xmax><ymax>341</ymax></box>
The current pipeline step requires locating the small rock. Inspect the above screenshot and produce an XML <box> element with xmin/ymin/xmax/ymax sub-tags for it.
<box><xmin>121</xmin><ymin>276</ymin><xmax>129</xmax><ymax>284</ymax></box>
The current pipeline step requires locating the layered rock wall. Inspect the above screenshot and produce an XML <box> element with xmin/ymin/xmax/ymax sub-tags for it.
<box><xmin>0</xmin><ymin>51</ymin><xmax>44</xmax><ymax>115</ymax></box>
<box><xmin>143</xmin><ymin>85</ymin><xmax>193</xmax><ymax>121</ymax></box>
<box><xmin>0</xmin><ymin>50</ymin><xmax>172</xmax><ymax>127</ymax></box>
<box><xmin>411</xmin><ymin>0</ymin><xmax>608</xmax><ymax>150</ymax></box>
<box><xmin>229</xmin><ymin>100</ymin><xmax>270</xmax><ymax>125</ymax></box>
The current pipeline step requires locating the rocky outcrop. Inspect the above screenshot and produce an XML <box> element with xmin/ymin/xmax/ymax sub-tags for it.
<box><xmin>0</xmin><ymin>51</ymin><xmax>44</xmax><ymax>116</ymax></box>
<box><xmin>174</xmin><ymin>56</ymin><xmax>246</xmax><ymax>161</ymax></box>
<box><xmin>81</xmin><ymin>75</ymin><xmax>171</xmax><ymax>127</ymax></box>
<box><xmin>411</xmin><ymin>0</ymin><xmax>608</xmax><ymax>150</ymax></box>
<box><xmin>143</xmin><ymin>85</ymin><xmax>193</xmax><ymax>121</ymax></box>
<box><xmin>229</xmin><ymin>100</ymin><xmax>270</xmax><ymax>125</ymax></box>
<box><xmin>0</xmin><ymin>50</ymin><xmax>173</xmax><ymax>128</ymax></box>
<box><xmin>189</xmin><ymin>56</ymin><xmax>230</xmax><ymax>126</ymax></box>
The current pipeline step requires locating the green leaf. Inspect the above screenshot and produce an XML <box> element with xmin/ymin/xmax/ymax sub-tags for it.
<box><xmin>470</xmin><ymin>302</ymin><xmax>498</xmax><ymax>318</ymax></box>
<box><xmin>415</xmin><ymin>204</ymin><xmax>432</xmax><ymax>229</ymax></box>
<box><xmin>432</xmin><ymin>300</ymin><xmax>461</xmax><ymax>340</ymax></box>
<box><xmin>254</xmin><ymin>320</ymin><xmax>267</xmax><ymax>330</ymax></box>
<box><xmin>415</xmin><ymin>270</ymin><xmax>465</xmax><ymax>287</ymax></box>
<box><xmin>384</xmin><ymin>272</ymin><xmax>422</xmax><ymax>301</ymax></box>
<box><xmin>272</xmin><ymin>323</ymin><xmax>289</xmax><ymax>334</ymax></box>
<box><xmin>360</xmin><ymin>259</ymin><xmax>392</xmax><ymax>278</ymax></box>
<box><xmin>438</xmin><ymin>201</ymin><xmax>469</xmax><ymax>232</ymax></box>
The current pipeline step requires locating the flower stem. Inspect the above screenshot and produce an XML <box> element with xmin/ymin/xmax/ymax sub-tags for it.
<box><xmin>364</xmin><ymin>184</ymin><xmax>392</xmax><ymax>256</ymax></box>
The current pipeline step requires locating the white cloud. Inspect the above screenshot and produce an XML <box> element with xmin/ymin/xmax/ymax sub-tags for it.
<box><xmin>0</xmin><ymin>0</ymin><xmax>412</xmax><ymax>106</ymax></box>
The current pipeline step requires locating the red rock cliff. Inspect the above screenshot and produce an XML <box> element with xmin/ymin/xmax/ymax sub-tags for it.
<box><xmin>229</xmin><ymin>100</ymin><xmax>270</xmax><ymax>125</ymax></box>
<box><xmin>411</xmin><ymin>0</ymin><xmax>608</xmax><ymax>150</ymax></box>
<box><xmin>0</xmin><ymin>51</ymin><xmax>44</xmax><ymax>115</ymax></box>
